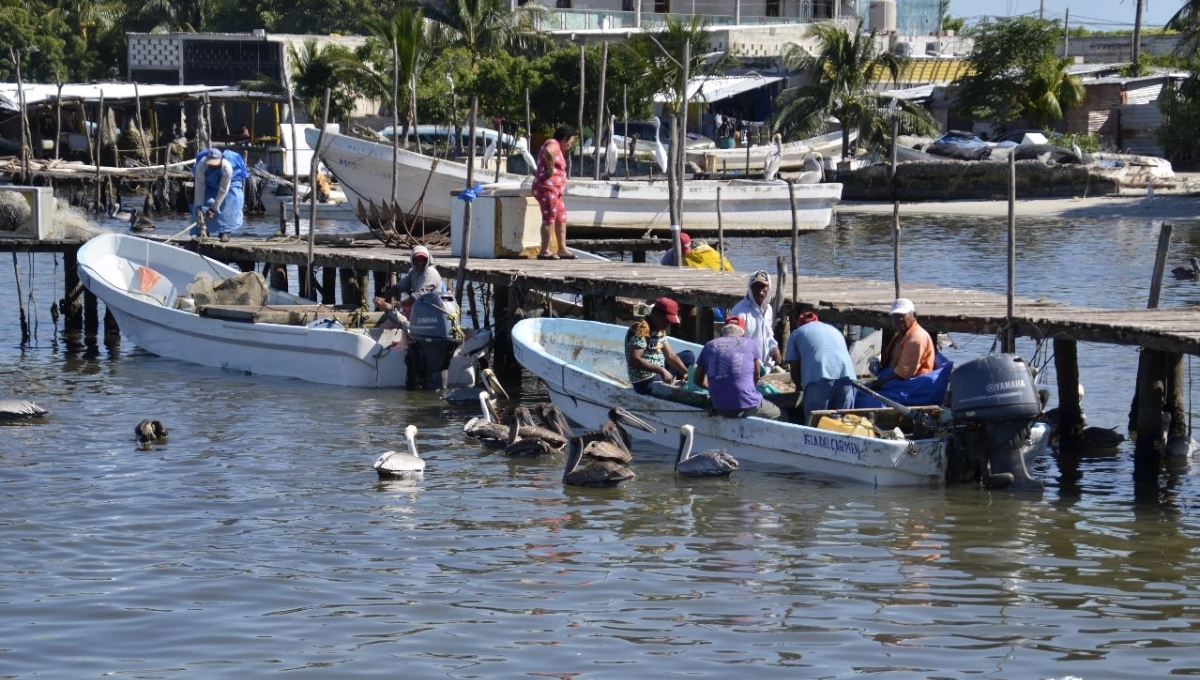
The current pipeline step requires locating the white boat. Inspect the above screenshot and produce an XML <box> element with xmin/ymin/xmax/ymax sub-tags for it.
<box><xmin>311</xmin><ymin>129</ymin><xmax>842</xmax><ymax>234</ymax></box>
<box><xmin>511</xmin><ymin>317</ymin><xmax>1051</xmax><ymax>488</ymax></box>
<box><xmin>260</xmin><ymin>193</ymin><xmax>358</xmax><ymax>219</ymax></box>
<box><xmin>76</xmin><ymin>233</ymin><xmax>490</xmax><ymax>388</ymax></box>
<box><xmin>686</xmin><ymin>130</ymin><xmax>853</xmax><ymax>176</ymax></box>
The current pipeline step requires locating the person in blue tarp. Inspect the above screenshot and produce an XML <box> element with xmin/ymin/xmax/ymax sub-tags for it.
<box><xmin>192</xmin><ymin>147</ymin><xmax>249</xmax><ymax>242</ymax></box>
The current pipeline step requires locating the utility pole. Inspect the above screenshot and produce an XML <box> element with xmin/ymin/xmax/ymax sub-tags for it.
<box><xmin>1132</xmin><ymin>0</ymin><xmax>1144</xmax><ymax>76</ymax></box>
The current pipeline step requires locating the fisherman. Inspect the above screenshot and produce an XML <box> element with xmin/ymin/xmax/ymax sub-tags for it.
<box><xmin>192</xmin><ymin>147</ymin><xmax>249</xmax><ymax>243</ymax></box>
<box><xmin>625</xmin><ymin>297</ymin><xmax>689</xmax><ymax>395</ymax></box>
<box><xmin>660</xmin><ymin>232</ymin><xmax>734</xmax><ymax>271</ymax></box>
<box><xmin>785</xmin><ymin>310</ymin><xmax>856</xmax><ymax>425</ymax></box>
<box><xmin>376</xmin><ymin>246</ymin><xmax>455</xmax><ymax>390</ymax></box>
<box><xmin>869</xmin><ymin>298</ymin><xmax>935</xmax><ymax>393</ymax></box>
<box><xmin>730</xmin><ymin>270</ymin><xmax>783</xmax><ymax>369</ymax></box>
<box><xmin>693</xmin><ymin>316</ymin><xmax>782</xmax><ymax>420</ymax></box>
<box><xmin>373</xmin><ymin>245</ymin><xmax>444</xmax><ymax>327</ymax></box>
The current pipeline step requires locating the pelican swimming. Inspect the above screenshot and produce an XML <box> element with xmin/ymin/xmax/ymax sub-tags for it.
<box><xmin>443</xmin><ymin>367</ymin><xmax>508</xmax><ymax>407</ymax></box>
<box><xmin>573</xmin><ymin>406</ymin><xmax>655</xmax><ymax>450</ymax></box>
<box><xmin>605</xmin><ymin>114</ymin><xmax>619</xmax><ymax>177</ymax></box>
<box><xmin>504</xmin><ymin>406</ymin><xmax>569</xmax><ymax>457</ymax></box>
<box><xmin>675</xmin><ymin>424</ymin><xmax>739</xmax><ymax>476</ymax></box>
<box><xmin>107</xmin><ymin>200</ymin><xmax>132</xmax><ymax>221</ymax></box>
<box><xmin>463</xmin><ymin>390</ymin><xmax>509</xmax><ymax>446</ymax></box>
<box><xmin>563</xmin><ymin>436</ymin><xmax>635</xmax><ymax>487</ymax></box>
<box><xmin>763</xmin><ymin>133</ymin><xmax>783</xmax><ymax>181</ymax></box>
<box><xmin>650</xmin><ymin>116</ymin><xmax>668</xmax><ymax>174</ymax></box>
<box><xmin>135</xmin><ymin>419</ymin><xmax>169</xmax><ymax>445</ymax></box>
<box><xmin>1172</xmin><ymin>256</ymin><xmax>1200</xmax><ymax>280</ymax></box>
<box><xmin>129</xmin><ymin>211</ymin><xmax>156</xmax><ymax>233</ymax></box>
<box><xmin>374</xmin><ymin>424</ymin><xmax>425</xmax><ymax>478</ymax></box>
<box><xmin>0</xmin><ymin>397</ymin><xmax>49</xmax><ymax>422</ymax></box>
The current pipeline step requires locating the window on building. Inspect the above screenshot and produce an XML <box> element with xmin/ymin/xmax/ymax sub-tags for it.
<box><xmin>766</xmin><ymin>0</ymin><xmax>780</xmax><ymax>16</ymax></box>
<box><xmin>655</xmin><ymin>0</ymin><xmax>669</xmax><ymax>12</ymax></box>
<box><xmin>622</xmin><ymin>0</ymin><xmax>635</xmax><ymax>10</ymax></box>
<box><xmin>813</xmin><ymin>0</ymin><xmax>832</xmax><ymax>17</ymax></box>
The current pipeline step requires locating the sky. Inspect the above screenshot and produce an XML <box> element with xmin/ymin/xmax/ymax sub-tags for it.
<box><xmin>945</xmin><ymin>0</ymin><xmax>1181</xmax><ymax>31</ymax></box>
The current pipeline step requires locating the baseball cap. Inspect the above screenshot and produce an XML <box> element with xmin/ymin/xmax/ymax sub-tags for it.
<box><xmin>796</xmin><ymin>311</ymin><xmax>819</xmax><ymax>325</ymax></box>
<box><xmin>204</xmin><ymin>148</ymin><xmax>223</xmax><ymax>165</ymax></box>
<box><xmin>750</xmin><ymin>271</ymin><xmax>771</xmax><ymax>288</ymax></box>
<box><xmin>890</xmin><ymin>298</ymin><xmax>915</xmax><ymax>316</ymax></box>
<box><xmin>412</xmin><ymin>245</ymin><xmax>431</xmax><ymax>260</ymax></box>
<box><xmin>721</xmin><ymin>316</ymin><xmax>746</xmax><ymax>336</ymax></box>
<box><xmin>679</xmin><ymin>232</ymin><xmax>692</xmax><ymax>253</ymax></box>
<box><xmin>652</xmin><ymin>297</ymin><xmax>681</xmax><ymax>324</ymax></box>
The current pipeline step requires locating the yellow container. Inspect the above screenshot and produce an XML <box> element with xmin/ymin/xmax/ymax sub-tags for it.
<box><xmin>815</xmin><ymin>414</ymin><xmax>877</xmax><ymax>438</ymax></box>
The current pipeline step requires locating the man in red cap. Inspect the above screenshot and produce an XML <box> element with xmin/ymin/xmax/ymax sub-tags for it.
<box><xmin>625</xmin><ymin>297</ymin><xmax>690</xmax><ymax>394</ymax></box>
<box><xmin>785</xmin><ymin>309</ymin><xmax>856</xmax><ymax>424</ymax></box>
<box><xmin>692</xmin><ymin>315</ymin><xmax>782</xmax><ymax>420</ymax></box>
<box><xmin>660</xmin><ymin>231</ymin><xmax>734</xmax><ymax>271</ymax></box>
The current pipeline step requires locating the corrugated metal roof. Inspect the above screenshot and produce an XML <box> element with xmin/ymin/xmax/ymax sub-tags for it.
<box><xmin>0</xmin><ymin>83</ymin><xmax>225</xmax><ymax>112</ymax></box>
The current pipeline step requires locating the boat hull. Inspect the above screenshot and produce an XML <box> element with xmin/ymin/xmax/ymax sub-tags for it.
<box><xmin>312</xmin><ymin>130</ymin><xmax>842</xmax><ymax>234</ymax></box>
<box><xmin>77</xmin><ymin>234</ymin><xmax>485</xmax><ymax>388</ymax></box>
<box><xmin>512</xmin><ymin>318</ymin><xmax>956</xmax><ymax>486</ymax></box>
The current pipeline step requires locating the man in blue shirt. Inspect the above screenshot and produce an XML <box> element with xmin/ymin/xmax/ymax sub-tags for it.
<box><xmin>785</xmin><ymin>310</ymin><xmax>857</xmax><ymax>425</ymax></box>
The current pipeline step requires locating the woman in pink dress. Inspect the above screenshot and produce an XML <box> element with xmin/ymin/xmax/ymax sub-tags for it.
<box><xmin>532</xmin><ymin>125</ymin><xmax>576</xmax><ymax>260</ymax></box>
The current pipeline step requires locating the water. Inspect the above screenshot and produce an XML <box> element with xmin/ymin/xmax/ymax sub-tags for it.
<box><xmin>3</xmin><ymin>209</ymin><xmax>1200</xmax><ymax>679</ymax></box>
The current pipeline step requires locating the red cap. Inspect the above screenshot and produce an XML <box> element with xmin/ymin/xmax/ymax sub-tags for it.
<box><xmin>796</xmin><ymin>311</ymin><xmax>818</xmax><ymax>325</ymax></box>
<box><xmin>653</xmin><ymin>297</ymin><xmax>681</xmax><ymax>324</ymax></box>
<box><xmin>724</xmin><ymin>315</ymin><xmax>745</xmax><ymax>330</ymax></box>
<box><xmin>679</xmin><ymin>232</ymin><xmax>691</xmax><ymax>253</ymax></box>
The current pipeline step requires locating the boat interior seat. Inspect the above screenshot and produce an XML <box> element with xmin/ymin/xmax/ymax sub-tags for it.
<box><xmin>648</xmin><ymin>381</ymin><xmax>709</xmax><ymax>409</ymax></box>
<box><xmin>112</xmin><ymin>258</ymin><xmax>177</xmax><ymax>306</ymax></box>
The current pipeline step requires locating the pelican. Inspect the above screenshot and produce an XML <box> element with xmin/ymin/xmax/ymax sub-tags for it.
<box><xmin>481</xmin><ymin>136</ymin><xmax>498</xmax><ymax>169</ymax></box>
<box><xmin>802</xmin><ymin>151</ymin><xmax>824</xmax><ymax>181</ymax></box>
<box><xmin>374</xmin><ymin>424</ymin><xmax>425</xmax><ymax>477</ymax></box>
<box><xmin>129</xmin><ymin>211</ymin><xmax>156</xmax><ymax>233</ymax></box>
<box><xmin>463</xmin><ymin>390</ymin><xmax>510</xmax><ymax>446</ymax></box>
<box><xmin>563</xmin><ymin>436</ymin><xmax>635</xmax><ymax>487</ymax></box>
<box><xmin>763</xmin><ymin>133</ymin><xmax>783</xmax><ymax>181</ymax></box>
<box><xmin>515</xmin><ymin>136</ymin><xmax>538</xmax><ymax>175</ymax></box>
<box><xmin>675</xmin><ymin>424</ymin><xmax>739</xmax><ymax>476</ymax></box>
<box><xmin>1172</xmin><ymin>257</ymin><xmax>1200</xmax><ymax>280</ymax></box>
<box><xmin>135</xmin><ymin>419</ymin><xmax>169</xmax><ymax>444</ymax></box>
<box><xmin>574</xmin><ymin>406</ymin><xmax>655</xmax><ymax>449</ymax></box>
<box><xmin>108</xmin><ymin>201</ymin><xmax>132</xmax><ymax>221</ymax></box>
<box><xmin>504</xmin><ymin>406</ymin><xmax>569</xmax><ymax>457</ymax></box>
<box><xmin>650</xmin><ymin>116</ymin><xmax>668</xmax><ymax>174</ymax></box>
<box><xmin>443</xmin><ymin>367</ymin><xmax>508</xmax><ymax>406</ymax></box>
<box><xmin>0</xmin><ymin>397</ymin><xmax>49</xmax><ymax>421</ymax></box>
<box><xmin>605</xmin><ymin>114</ymin><xmax>619</xmax><ymax>177</ymax></box>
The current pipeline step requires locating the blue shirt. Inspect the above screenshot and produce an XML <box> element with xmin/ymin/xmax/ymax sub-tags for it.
<box><xmin>784</xmin><ymin>321</ymin><xmax>856</xmax><ymax>388</ymax></box>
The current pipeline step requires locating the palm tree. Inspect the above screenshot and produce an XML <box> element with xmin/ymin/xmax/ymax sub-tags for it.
<box><xmin>1167</xmin><ymin>0</ymin><xmax>1200</xmax><ymax>56</ymax></box>
<box><xmin>1021</xmin><ymin>57</ymin><xmax>1085</xmax><ymax>129</ymax></box>
<box><xmin>772</xmin><ymin>22</ymin><xmax>939</xmax><ymax>160</ymax></box>
<box><xmin>623</xmin><ymin>15</ymin><xmax>733</xmax><ymax>125</ymax></box>
<box><xmin>287</xmin><ymin>40</ymin><xmax>359</xmax><ymax>126</ymax></box>
<box><xmin>360</xmin><ymin>9</ymin><xmax>427</xmax><ymax>203</ymax></box>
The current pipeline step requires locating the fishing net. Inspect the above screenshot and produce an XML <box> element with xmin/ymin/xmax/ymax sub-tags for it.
<box><xmin>187</xmin><ymin>271</ymin><xmax>269</xmax><ymax>307</ymax></box>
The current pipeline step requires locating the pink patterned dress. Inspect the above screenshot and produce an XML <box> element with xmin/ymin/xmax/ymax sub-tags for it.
<box><xmin>531</xmin><ymin>138</ymin><xmax>568</xmax><ymax>223</ymax></box>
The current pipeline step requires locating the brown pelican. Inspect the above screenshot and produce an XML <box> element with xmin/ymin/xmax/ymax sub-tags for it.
<box><xmin>504</xmin><ymin>406</ymin><xmax>569</xmax><ymax>457</ymax></box>
<box><xmin>135</xmin><ymin>419</ymin><xmax>169</xmax><ymax>444</ymax></box>
<box><xmin>129</xmin><ymin>212</ymin><xmax>156</xmax><ymax>233</ymax></box>
<box><xmin>1172</xmin><ymin>257</ymin><xmax>1200</xmax><ymax>281</ymax></box>
<box><xmin>463</xmin><ymin>390</ymin><xmax>509</xmax><ymax>446</ymax></box>
<box><xmin>374</xmin><ymin>425</ymin><xmax>425</xmax><ymax>478</ymax></box>
<box><xmin>581</xmin><ymin>424</ymin><xmax>635</xmax><ymax>464</ymax></box>
<box><xmin>443</xmin><ymin>367</ymin><xmax>508</xmax><ymax>407</ymax></box>
<box><xmin>0</xmin><ymin>398</ymin><xmax>49</xmax><ymax>422</ymax></box>
<box><xmin>563</xmin><ymin>436</ymin><xmax>635</xmax><ymax>487</ymax></box>
<box><xmin>675</xmin><ymin>424</ymin><xmax>739</xmax><ymax>477</ymax></box>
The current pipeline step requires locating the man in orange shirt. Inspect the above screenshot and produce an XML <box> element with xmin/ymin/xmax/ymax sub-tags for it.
<box><xmin>870</xmin><ymin>297</ymin><xmax>935</xmax><ymax>392</ymax></box>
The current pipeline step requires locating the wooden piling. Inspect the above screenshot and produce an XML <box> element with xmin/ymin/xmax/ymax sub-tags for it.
<box><xmin>1053</xmin><ymin>337</ymin><xmax>1085</xmax><ymax>451</ymax></box>
<box><xmin>62</xmin><ymin>249</ymin><xmax>83</xmax><ymax>332</ymax></box>
<box><xmin>83</xmin><ymin>289</ymin><xmax>99</xmax><ymax>337</ymax></box>
<box><xmin>321</xmin><ymin>267</ymin><xmax>337</xmax><ymax>304</ymax></box>
<box><xmin>1134</xmin><ymin>349</ymin><xmax>1167</xmax><ymax>484</ymax></box>
<box><xmin>492</xmin><ymin>284</ymin><xmax>520</xmax><ymax>385</ymax></box>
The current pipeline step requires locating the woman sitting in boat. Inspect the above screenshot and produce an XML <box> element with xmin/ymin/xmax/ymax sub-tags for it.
<box><xmin>625</xmin><ymin>297</ymin><xmax>689</xmax><ymax>395</ymax></box>
<box><xmin>374</xmin><ymin>245</ymin><xmax>444</xmax><ymax>329</ymax></box>
<box><xmin>858</xmin><ymin>298</ymin><xmax>950</xmax><ymax>408</ymax></box>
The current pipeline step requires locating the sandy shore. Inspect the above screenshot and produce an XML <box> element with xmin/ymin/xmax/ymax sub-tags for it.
<box><xmin>836</xmin><ymin>172</ymin><xmax>1200</xmax><ymax>220</ymax></box>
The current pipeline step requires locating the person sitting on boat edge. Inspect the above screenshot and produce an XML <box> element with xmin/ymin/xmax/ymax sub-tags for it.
<box><xmin>856</xmin><ymin>297</ymin><xmax>949</xmax><ymax>409</ymax></box>
<box><xmin>374</xmin><ymin>245</ymin><xmax>444</xmax><ymax>329</ymax></box>
<box><xmin>625</xmin><ymin>297</ymin><xmax>689</xmax><ymax>395</ymax></box>
<box><xmin>785</xmin><ymin>310</ymin><xmax>856</xmax><ymax>425</ymax></box>
<box><xmin>693</xmin><ymin>316</ymin><xmax>782</xmax><ymax>420</ymax></box>
<box><xmin>192</xmin><ymin>147</ymin><xmax>249</xmax><ymax>243</ymax></box>
<box><xmin>730</xmin><ymin>270</ymin><xmax>783</xmax><ymax>370</ymax></box>
<box><xmin>660</xmin><ymin>232</ymin><xmax>735</xmax><ymax>271</ymax></box>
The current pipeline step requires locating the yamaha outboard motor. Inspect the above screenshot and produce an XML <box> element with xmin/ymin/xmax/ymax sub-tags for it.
<box><xmin>405</xmin><ymin>292</ymin><xmax>462</xmax><ymax>390</ymax></box>
<box><xmin>948</xmin><ymin>354</ymin><xmax>1043</xmax><ymax>490</ymax></box>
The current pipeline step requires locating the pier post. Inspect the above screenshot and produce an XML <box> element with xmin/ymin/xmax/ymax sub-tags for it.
<box><xmin>321</xmin><ymin>267</ymin><xmax>337</xmax><ymax>304</ymax></box>
<box><xmin>266</xmin><ymin>263</ymin><xmax>288</xmax><ymax>293</ymax></box>
<box><xmin>1165</xmin><ymin>351</ymin><xmax>1187</xmax><ymax>445</ymax></box>
<box><xmin>1052</xmin><ymin>337</ymin><xmax>1084</xmax><ymax>451</ymax></box>
<box><xmin>584</xmin><ymin>293</ymin><xmax>616</xmax><ymax>324</ymax></box>
<box><xmin>492</xmin><ymin>284</ymin><xmax>520</xmax><ymax>386</ymax></box>
<box><xmin>62</xmin><ymin>249</ymin><xmax>83</xmax><ymax>332</ymax></box>
<box><xmin>83</xmin><ymin>289</ymin><xmax>99</xmax><ymax>337</ymax></box>
<box><xmin>103</xmin><ymin>308</ymin><xmax>120</xmax><ymax>346</ymax></box>
<box><xmin>1133</xmin><ymin>348</ymin><xmax>1168</xmax><ymax>486</ymax></box>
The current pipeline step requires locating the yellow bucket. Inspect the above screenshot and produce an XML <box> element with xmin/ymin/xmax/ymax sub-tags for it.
<box><xmin>815</xmin><ymin>414</ymin><xmax>877</xmax><ymax>438</ymax></box>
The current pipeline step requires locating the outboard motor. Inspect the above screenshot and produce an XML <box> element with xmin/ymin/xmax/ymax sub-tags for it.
<box><xmin>947</xmin><ymin>354</ymin><xmax>1043</xmax><ymax>490</ymax></box>
<box><xmin>405</xmin><ymin>292</ymin><xmax>463</xmax><ymax>390</ymax></box>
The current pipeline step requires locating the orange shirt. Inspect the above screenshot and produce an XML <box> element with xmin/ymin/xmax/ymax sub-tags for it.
<box><xmin>882</xmin><ymin>321</ymin><xmax>935</xmax><ymax>379</ymax></box>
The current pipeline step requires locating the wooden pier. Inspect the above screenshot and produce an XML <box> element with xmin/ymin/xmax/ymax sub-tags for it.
<box><xmin>5</xmin><ymin>232</ymin><xmax>1198</xmax><ymax>485</ymax></box>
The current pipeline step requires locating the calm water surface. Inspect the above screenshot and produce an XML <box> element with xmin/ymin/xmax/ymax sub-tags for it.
<box><xmin>3</xmin><ymin>208</ymin><xmax>1200</xmax><ymax>679</ymax></box>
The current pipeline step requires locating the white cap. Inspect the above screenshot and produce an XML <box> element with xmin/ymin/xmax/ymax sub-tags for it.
<box><xmin>890</xmin><ymin>298</ymin><xmax>915</xmax><ymax>315</ymax></box>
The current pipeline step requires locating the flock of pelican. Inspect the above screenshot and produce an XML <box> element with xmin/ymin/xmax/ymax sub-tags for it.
<box><xmin>424</xmin><ymin>369</ymin><xmax>740</xmax><ymax>486</ymax></box>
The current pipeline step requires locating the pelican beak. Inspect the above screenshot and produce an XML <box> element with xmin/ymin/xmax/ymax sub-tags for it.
<box><xmin>615</xmin><ymin>408</ymin><xmax>656</xmax><ymax>433</ymax></box>
<box><xmin>483</xmin><ymin>368</ymin><xmax>509</xmax><ymax>400</ymax></box>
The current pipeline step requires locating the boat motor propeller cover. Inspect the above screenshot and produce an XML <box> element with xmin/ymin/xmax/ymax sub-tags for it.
<box><xmin>949</xmin><ymin>354</ymin><xmax>1040</xmax><ymax>422</ymax></box>
<box><xmin>407</xmin><ymin>292</ymin><xmax>461</xmax><ymax>342</ymax></box>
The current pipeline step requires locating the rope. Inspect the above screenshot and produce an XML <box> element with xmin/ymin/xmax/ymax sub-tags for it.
<box><xmin>25</xmin><ymin>252</ymin><xmax>37</xmax><ymax>342</ymax></box>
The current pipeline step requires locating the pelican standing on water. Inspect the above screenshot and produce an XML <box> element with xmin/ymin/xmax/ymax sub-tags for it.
<box><xmin>650</xmin><ymin>116</ymin><xmax>668</xmax><ymax>174</ymax></box>
<box><xmin>763</xmin><ymin>133</ymin><xmax>783</xmax><ymax>181</ymax></box>
<box><xmin>675</xmin><ymin>424</ymin><xmax>739</xmax><ymax>476</ymax></box>
<box><xmin>563</xmin><ymin>436</ymin><xmax>635</xmax><ymax>487</ymax></box>
<box><xmin>374</xmin><ymin>425</ymin><xmax>425</xmax><ymax>478</ymax></box>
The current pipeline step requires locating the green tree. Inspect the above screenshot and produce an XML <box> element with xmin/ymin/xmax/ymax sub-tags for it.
<box><xmin>952</xmin><ymin>16</ymin><xmax>1073</xmax><ymax>127</ymax></box>
<box><xmin>1167</xmin><ymin>0</ymin><xmax>1200</xmax><ymax>56</ymax></box>
<box><xmin>529</xmin><ymin>44</ymin><xmax>658</xmax><ymax>135</ymax></box>
<box><xmin>287</xmin><ymin>40</ymin><xmax>359</xmax><ymax>126</ymax></box>
<box><xmin>1022</xmin><ymin>57</ymin><xmax>1085</xmax><ymax>128</ymax></box>
<box><xmin>622</xmin><ymin>15</ymin><xmax>733</xmax><ymax>123</ymax></box>
<box><xmin>1156</xmin><ymin>61</ymin><xmax>1200</xmax><ymax>163</ymax></box>
<box><xmin>772</xmin><ymin>22</ymin><xmax>939</xmax><ymax>160</ymax></box>
<box><xmin>0</xmin><ymin>6</ymin><xmax>77</xmax><ymax>82</ymax></box>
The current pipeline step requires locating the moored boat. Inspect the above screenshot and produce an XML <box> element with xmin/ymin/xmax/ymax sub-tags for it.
<box><xmin>77</xmin><ymin>233</ymin><xmax>489</xmax><ymax>388</ymax></box>
<box><xmin>311</xmin><ymin>129</ymin><xmax>842</xmax><ymax>236</ymax></box>
<box><xmin>511</xmin><ymin>317</ymin><xmax>1051</xmax><ymax>487</ymax></box>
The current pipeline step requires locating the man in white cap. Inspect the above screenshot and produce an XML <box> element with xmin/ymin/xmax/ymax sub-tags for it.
<box><xmin>730</xmin><ymin>270</ymin><xmax>782</xmax><ymax>369</ymax></box>
<box><xmin>374</xmin><ymin>245</ymin><xmax>445</xmax><ymax>325</ymax></box>
<box><xmin>869</xmin><ymin>297</ymin><xmax>935</xmax><ymax>391</ymax></box>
